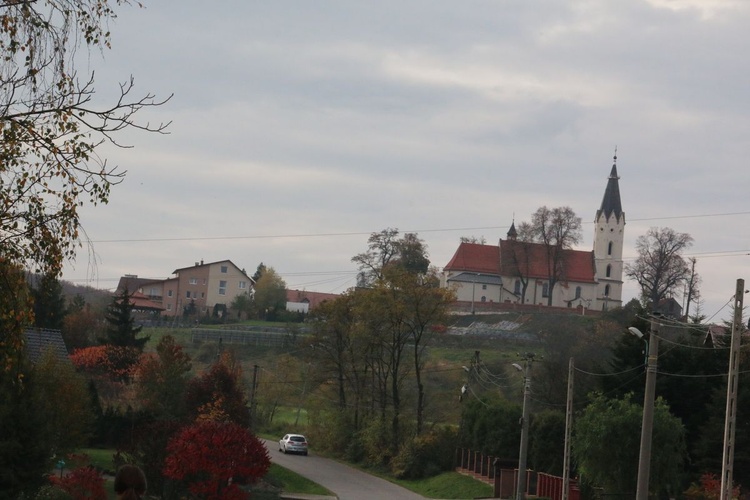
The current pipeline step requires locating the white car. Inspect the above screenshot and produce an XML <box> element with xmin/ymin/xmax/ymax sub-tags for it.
<box><xmin>279</xmin><ymin>434</ymin><xmax>309</xmax><ymax>456</ymax></box>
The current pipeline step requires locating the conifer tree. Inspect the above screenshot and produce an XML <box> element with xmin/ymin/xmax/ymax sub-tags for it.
<box><xmin>100</xmin><ymin>288</ymin><xmax>150</xmax><ymax>351</ymax></box>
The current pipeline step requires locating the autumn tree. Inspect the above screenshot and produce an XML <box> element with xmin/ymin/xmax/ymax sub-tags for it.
<box><xmin>520</xmin><ymin>206</ymin><xmax>582</xmax><ymax>306</ymax></box>
<box><xmin>0</xmin><ymin>0</ymin><xmax>170</xmax><ymax>278</ymax></box>
<box><xmin>164</xmin><ymin>420</ymin><xmax>270</xmax><ymax>500</ymax></box>
<box><xmin>229</xmin><ymin>292</ymin><xmax>253</xmax><ymax>320</ymax></box>
<box><xmin>185</xmin><ymin>352</ymin><xmax>250</xmax><ymax>425</ymax></box>
<box><xmin>252</xmin><ymin>267</ymin><xmax>287</xmax><ymax>320</ymax></box>
<box><xmin>625</xmin><ymin>227</ymin><xmax>693</xmax><ymax>308</ymax></box>
<box><xmin>135</xmin><ymin>335</ymin><xmax>192</xmax><ymax>420</ymax></box>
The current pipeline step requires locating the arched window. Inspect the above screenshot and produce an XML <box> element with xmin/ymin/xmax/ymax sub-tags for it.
<box><xmin>542</xmin><ymin>282</ymin><xmax>550</xmax><ymax>298</ymax></box>
<box><xmin>608</xmin><ymin>241</ymin><xmax>613</xmax><ymax>255</ymax></box>
<box><xmin>514</xmin><ymin>280</ymin><xmax>521</xmax><ymax>295</ymax></box>
<box><xmin>575</xmin><ymin>286</ymin><xmax>581</xmax><ymax>299</ymax></box>
<box><xmin>604</xmin><ymin>284</ymin><xmax>610</xmax><ymax>297</ymax></box>
<box><xmin>481</xmin><ymin>296</ymin><xmax>487</xmax><ymax>302</ymax></box>
<box><xmin>606</xmin><ymin>264</ymin><xmax>612</xmax><ymax>278</ymax></box>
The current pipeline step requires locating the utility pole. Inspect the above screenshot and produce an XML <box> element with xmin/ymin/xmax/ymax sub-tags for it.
<box><xmin>720</xmin><ymin>279</ymin><xmax>745</xmax><ymax>500</ymax></box>
<box><xmin>515</xmin><ymin>353</ymin><xmax>534</xmax><ymax>500</ymax></box>
<box><xmin>635</xmin><ymin>317</ymin><xmax>659</xmax><ymax>500</ymax></box>
<box><xmin>562</xmin><ymin>357</ymin><xmax>574</xmax><ymax>500</ymax></box>
<box><xmin>249</xmin><ymin>364</ymin><xmax>259</xmax><ymax>429</ymax></box>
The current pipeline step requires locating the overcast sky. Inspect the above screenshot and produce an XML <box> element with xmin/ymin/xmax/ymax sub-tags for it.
<box><xmin>62</xmin><ymin>0</ymin><xmax>750</xmax><ymax>324</ymax></box>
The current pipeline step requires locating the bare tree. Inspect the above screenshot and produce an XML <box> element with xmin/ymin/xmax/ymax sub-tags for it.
<box><xmin>625</xmin><ymin>227</ymin><xmax>693</xmax><ymax>308</ymax></box>
<box><xmin>525</xmin><ymin>206</ymin><xmax>582</xmax><ymax>306</ymax></box>
<box><xmin>0</xmin><ymin>0</ymin><xmax>171</xmax><ymax>275</ymax></box>
<box><xmin>352</xmin><ymin>228</ymin><xmax>430</xmax><ymax>286</ymax></box>
<box><xmin>460</xmin><ymin>235</ymin><xmax>487</xmax><ymax>244</ymax></box>
<box><xmin>683</xmin><ymin>257</ymin><xmax>702</xmax><ymax>320</ymax></box>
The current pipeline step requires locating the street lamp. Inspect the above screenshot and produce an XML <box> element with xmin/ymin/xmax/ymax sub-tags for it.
<box><xmin>629</xmin><ymin>324</ymin><xmax>659</xmax><ymax>500</ymax></box>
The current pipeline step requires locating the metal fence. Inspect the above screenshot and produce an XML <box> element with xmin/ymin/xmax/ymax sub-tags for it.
<box><xmin>190</xmin><ymin>328</ymin><xmax>306</xmax><ymax>348</ymax></box>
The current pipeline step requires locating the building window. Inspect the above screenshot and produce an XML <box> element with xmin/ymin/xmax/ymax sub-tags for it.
<box><xmin>482</xmin><ymin>284</ymin><xmax>487</xmax><ymax>290</ymax></box>
<box><xmin>481</xmin><ymin>296</ymin><xmax>487</xmax><ymax>302</ymax></box>
<box><xmin>201</xmin><ymin>292</ymin><xmax>205</xmax><ymax>298</ymax></box>
<box><xmin>608</xmin><ymin>241</ymin><xmax>613</xmax><ymax>255</ymax></box>
<box><xmin>606</xmin><ymin>264</ymin><xmax>612</xmax><ymax>278</ymax></box>
<box><xmin>575</xmin><ymin>286</ymin><xmax>581</xmax><ymax>299</ymax></box>
<box><xmin>219</xmin><ymin>280</ymin><xmax>227</xmax><ymax>295</ymax></box>
<box><xmin>514</xmin><ymin>280</ymin><xmax>521</xmax><ymax>295</ymax></box>
<box><xmin>167</xmin><ymin>304</ymin><xmax>172</xmax><ymax>311</ymax></box>
<box><xmin>167</xmin><ymin>289</ymin><xmax>173</xmax><ymax>297</ymax></box>
<box><xmin>604</xmin><ymin>284</ymin><xmax>610</xmax><ymax>297</ymax></box>
<box><xmin>220</xmin><ymin>265</ymin><xmax>228</xmax><ymax>273</ymax></box>
<box><xmin>542</xmin><ymin>282</ymin><xmax>549</xmax><ymax>298</ymax></box>
<box><xmin>189</xmin><ymin>278</ymin><xmax>198</xmax><ymax>285</ymax></box>
<box><xmin>186</xmin><ymin>291</ymin><xmax>191</xmax><ymax>298</ymax></box>
<box><xmin>239</xmin><ymin>281</ymin><xmax>247</xmax><ymax>289</ymax></box>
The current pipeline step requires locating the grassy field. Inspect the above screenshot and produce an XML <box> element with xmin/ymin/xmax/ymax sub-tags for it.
<box><xmin>395</xmin><ymin>471</ymin><xmax>493</xmax><ymax>499</ymax></box>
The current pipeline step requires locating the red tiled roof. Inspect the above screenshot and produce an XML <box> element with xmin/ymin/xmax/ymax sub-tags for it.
<box><xmin>286</xmin><ymin>289</ymin><xmax>339</xmax><ymax>310</ymax></box>
<box><xmin>444</xmin><ymin>243</ymin><xmax>501</xmax><ymax>274</ymax></box>
<box><xmin>125</xmin><ymin>291</ymin><xmax>165</xmax><ymax>311</ymax></box>
<box><xmin>499</xmin><ymin>240</ymin><xmax>596</xmax><ymax>283</ymax></box>
<box><xmin>445</xmin><ymin>240</ymin><xmax>596</xmax><ymax>283</ymax></box>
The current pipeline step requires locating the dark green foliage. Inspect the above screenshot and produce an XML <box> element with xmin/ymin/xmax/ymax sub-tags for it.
<box><xmin>100</xmin><ymin>288</ymin><xmax>149</xmax><ymax>350</ymax></box>
<box><xmin>572</xmin><ymin>393</ymin><xmax>686</xmax><ymax>497</ymax></box>
<box><xmin>459</xmin><ymin>397</ymin><xmax>521</xmax><ymax>460</ymax></box>
<box><xmin>31</xmin><ymin>273</ymin><xmax>67</xmax><ymax>329</ymax></box>
<box><xmin>529</xmin><ymin>409</ymin><xmax>565</xmax><ymax>475</ymax></box>
<box><xmin>116</xmin><ymin>419</ymin><xmax>184</xmax><ymax>499</ymax></box>
<box><xmin>0</xmin><ymin>362</ymin><xmax>53</xmax><ymax>499</ymax></box>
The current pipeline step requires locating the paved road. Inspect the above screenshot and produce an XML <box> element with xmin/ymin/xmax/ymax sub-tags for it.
<box><xmin>264</xmin><ymin>439</ymin><xmax>426</xmax><ymax>500</ymax></box>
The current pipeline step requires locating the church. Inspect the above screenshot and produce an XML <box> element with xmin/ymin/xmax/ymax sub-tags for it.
<box><xmin>441</xmin><ymin>161</ymin><xmax>625</xmax><ymax>312</ymax></box>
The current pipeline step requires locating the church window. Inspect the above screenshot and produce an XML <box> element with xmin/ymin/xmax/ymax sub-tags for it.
<box><xmin>542</xmin><ymin>282</ymin><xmax>549</xmax><ymax>298</ymax></box>
<box><xmin>606</xmin><ymin>265</ymin><xmax>612</xmax><ymax>278</ymax></box>
<box><xmin>481</xmin><ymin>296</ymin><xmax>486</xmax><ymax>302</ymax></box>
<box><xmin>604</xmin><ymin>284</ymin><xmax>610</xmax><ymax>297</ymax></box>
<box><xmin>482</xmin><ymin>284</ymin><xmax>487</xmax><ymax>290</ymax></box>
<box><xmin>514</xmin><ymin>280</ymin><xmax>521</xmax><ymax>295</ymax></box>
<box><xmin>575</xmin><ymin>286</ymin><xmax>581</xmax><ymax>299</ymax></box>
<box><xmin>608</xmin><ymin>241</ymin><xmax>613</xmax><ymax>255</ymax></box>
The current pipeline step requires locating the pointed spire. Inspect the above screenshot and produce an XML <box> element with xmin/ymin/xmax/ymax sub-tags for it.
<box><xmin>507</xmin><ymin>219</ymin><xmax>518</xmax><ymax>240</ymax></box>
<box><xmin>597</xmin><ymin>149</ymin><xmax>623</xmax><ymax>222</ymax></box>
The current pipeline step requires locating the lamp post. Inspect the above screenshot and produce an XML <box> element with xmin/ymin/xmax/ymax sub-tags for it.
<box><xmin>514</xmin><ymin>354</ymin><xmax>534</xmax><ymax>500</ymax></box>
<box><xmin>629</xmin><ymin>322</ymin><xmax>659</xmax><ymax>500</ymax></box>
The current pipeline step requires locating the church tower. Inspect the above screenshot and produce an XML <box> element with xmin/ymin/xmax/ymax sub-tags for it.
<box><xmin>593</xmin><ymin>154</ymin><xmax>625</xmax><ymax>310</ymax></box>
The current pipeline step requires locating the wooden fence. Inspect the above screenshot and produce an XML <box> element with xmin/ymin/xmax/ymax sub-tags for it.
<box><xmin>455</xmin><ymin>447</ymin><xmax>580</xmax><ymax>500</ymax></box>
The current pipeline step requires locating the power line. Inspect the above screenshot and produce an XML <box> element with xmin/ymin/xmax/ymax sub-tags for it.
<box><xmin>80</xmin><ymin>210</ymin><xmax>750</xmax><ymax>245</ymax></box>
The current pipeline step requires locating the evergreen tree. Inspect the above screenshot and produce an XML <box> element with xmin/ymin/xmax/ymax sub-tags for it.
<box><xmin>31</xmin><ymin>273</ymin><xmax>67</xmax><ymax>329</ymax></box>
<box><xmin>100</xmin><ymin>288</ymin><xmax>150</xmax><ymax>350</ymax></box>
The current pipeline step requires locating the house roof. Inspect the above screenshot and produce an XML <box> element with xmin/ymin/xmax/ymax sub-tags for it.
<box><xmin>117</xmin><ymin>275</ymin><xmax>162</xmax><ymax>293</ymax></box>
<box><xmin>126</xmin><ymin>291</ymin><xmax>165</xmax><ymax>311</ymax></box>
<box><xmin>286</xmin><ymin>289</ymin><xmax>339</xmax><ymax>309</ymax></box>
<box><xmin>447</xmin><ymin>272</ymin><xmax>503</xmax><ymax>286</ymax></box>
<box><xmin>445</xmin><ymin>240</ymin><xmax>597</xmax><ymax>284</ymax></box>
<box><xmin>172</xmin><ymin>259</ymin><xmax>253</xmax><ymax>282</ymax></box>
<box><xmin>444</xmin><ymin>243</ymin><xmax>501</xmax><ymax>274</ymax></box>
<box><xmin>24</xmin><ymin>328</ymin><xmax>69</xmax><ymax>363</ymax></box>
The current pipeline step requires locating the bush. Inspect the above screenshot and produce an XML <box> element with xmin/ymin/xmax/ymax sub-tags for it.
<box><xmin>390</xmin><ymin>426</ymin><xmax>459</xmax><ymax>479</ymax></box>
<box><xmin>48</xmin><ymin>467</ymin><xmax>106</xmax><ymax>500</ymax></box>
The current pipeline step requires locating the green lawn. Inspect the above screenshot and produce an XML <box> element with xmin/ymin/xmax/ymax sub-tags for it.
<box><xmin>395</xmin><ymin>471</ymin><xmax>493</xmax><ymax>499</ymax></box>
<box><xmin>264</xmin><ymin>463</ymin><xmax>334</xmax><ymax>496</ymax></box>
